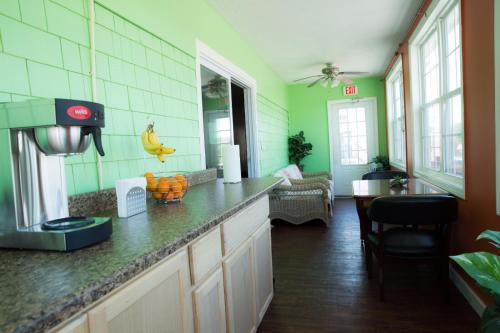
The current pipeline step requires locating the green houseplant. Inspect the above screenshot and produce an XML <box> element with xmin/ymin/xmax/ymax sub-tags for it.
<box><xmin>450</xmin><ymin>230</ymin><xmax>500</xmax><ymax>333</ymax></box>
<box><xmin>371</xmin><ymin>155</ymin><xmax>390</xmax><ymax>171</ymax></box>
<box><xmin>288</xmin><ymin>131</ymin><xmax>313</xmax><ymax>171</ymax></box>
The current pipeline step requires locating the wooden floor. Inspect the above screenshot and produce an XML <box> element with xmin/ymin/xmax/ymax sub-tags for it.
<box><xmin>258</xmin><ymin>198</ymin><xmax>479</xmax><ymax>333</ymax></box>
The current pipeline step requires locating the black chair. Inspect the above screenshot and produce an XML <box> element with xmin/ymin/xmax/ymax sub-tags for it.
<box><xmin>362</xmin><ymin>170</ymin><xmax>409</xmax><ymax>180</ymax></box>
<box><xmin>365</xmin><ymin>195</ymin><xmax>457</xmax><ymax>301</ymax></box>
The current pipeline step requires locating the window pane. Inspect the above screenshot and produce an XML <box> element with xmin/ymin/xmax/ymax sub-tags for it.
<box><xmin>386</xmin><ymin>67</ymin><xmax>406</xmax><ymax>165</ymax></box>
<box><xmin>338</xmin><ymin>107</ymin><xmax>369</xmax><ymax>165</ymax></box>
<box><xmin>422</xmin><ymin>32</ymin><xmax>440</xmax><ymax>103</ymax></box>
<box><xmin>445</xmin><ymin>4</ymin><xmax>462</xmax><ymax>92</ymax></box>
<box><xmin>444</xmin><ymin>134</ymin><xmax>463</xmax><ymax>176</ymax></box>
<box><xmin>423</xmin><ymin>104</ymin><xmax>441</xmax><ymax>170</ymax></box>
<box><xmin>444</xmin><ymin>94</ymin><xmax>463</xmax><ymax>176</ymax></box>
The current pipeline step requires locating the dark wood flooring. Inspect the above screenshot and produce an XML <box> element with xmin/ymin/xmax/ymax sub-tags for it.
<box><xmin>258</xmin><ymin>198</ymin><xmax>479</xmax><ymax>333</ymax></box>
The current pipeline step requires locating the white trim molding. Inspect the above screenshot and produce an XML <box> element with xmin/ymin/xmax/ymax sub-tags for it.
<box><xmin>450</xmin><ymin>265</ymin><xmax>486</xmax><ymax>317</ymax></box>
<box><xmin>195</xmin><ymin>40</ymin><xmax>261</xmax><ymax>177</ymax></box>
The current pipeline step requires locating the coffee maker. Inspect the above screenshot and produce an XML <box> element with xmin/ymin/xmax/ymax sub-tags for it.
<box><xmin>0</xmin><ymin>98</ymin><xmax>112</xmax><ymax>251</ymax></box>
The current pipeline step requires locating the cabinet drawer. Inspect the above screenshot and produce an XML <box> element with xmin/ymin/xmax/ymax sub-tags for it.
<box><xmin>221</xmin><ymin>195</ymin><xmax>269</xmax><ymax>256</ymax></box>
<box><xmin>189</xmin><ymin>226</ymin><xmax>222</xmax><ymax>285</ymax></box>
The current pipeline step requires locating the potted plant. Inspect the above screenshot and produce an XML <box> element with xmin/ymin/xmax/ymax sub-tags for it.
<box><xmin>389</xmin><ymin>175</ymin><xmax>408</xmax><ymax>188</ymax></box>
<box><xmin>288</xmin><ymin>131</ymin><xmax>313</xmax><ymax>171</ymax></box>
<box><xmin>450</xmin><ymin>230</ymin><xmax>500</xmax><ymax>333</ymax></box>
<box><xmin>370</xmin><ymin>155</ymin><xmax>390</xmax><ymax>171</ymax></box>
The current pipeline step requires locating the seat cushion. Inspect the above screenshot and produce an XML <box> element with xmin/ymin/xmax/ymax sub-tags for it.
<box><xmin>367</xmin><ymin>227</ymin><xmax>441</xmax><ymax>257</ymax></box>
<box><xmin>285</xmin><ymin>164</ymin><xmax>303</xmax><ymax>179</ymax></box>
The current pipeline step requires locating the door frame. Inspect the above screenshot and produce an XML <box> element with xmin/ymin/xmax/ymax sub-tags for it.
<box><xmin>196</xmin><ymin>40</ymin><xmax>261</xmax><ymax>177</ymax></box>
<box><xmin>327</xmin><ymin>97</ymin><xmax>379</xmax><ymax>191</ymax></box>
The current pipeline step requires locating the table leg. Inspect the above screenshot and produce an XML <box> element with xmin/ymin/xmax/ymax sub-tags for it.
<box><xmin>355</xmin><ymin>198</ymin><xmax>369</xmax><ymax>246</ymax></box>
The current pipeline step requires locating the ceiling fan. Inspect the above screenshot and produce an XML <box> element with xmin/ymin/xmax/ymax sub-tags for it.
<box><xmin>202</xmin><ymin>74</ymin><xmax>228</xmax><ymax>98</ymax></box>
<box><xmin>294</xmin><ymin>63</ymin><xmax>368</xmax><ymax>88</ymax></box>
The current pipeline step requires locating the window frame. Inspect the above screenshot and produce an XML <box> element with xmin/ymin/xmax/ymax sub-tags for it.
<box><xmin>385</xmin><ymin>56</ymin><xmax>407</xmax><ymax>170</ymax></box>
<box><xmin>409</xmin><ymin>0</ymin><xmax>465</xmax><ymax>198</ymax></box>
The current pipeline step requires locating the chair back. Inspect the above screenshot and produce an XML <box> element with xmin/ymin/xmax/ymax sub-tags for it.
<box><xmin>362</xmin><ymin>171</ymin><xmax>409</xmax><ymax>180</ymax></box>
<box><xmin>367</xmin><ymin>195</ymin><xmax>457</xmax><ymax>226</ymax></box>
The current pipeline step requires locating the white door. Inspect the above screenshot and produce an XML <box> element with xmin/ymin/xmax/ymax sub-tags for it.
<box><xmin>328</xmin><ymin>99</ymin><xmax>379</xmax><ymax>196</ymax></box>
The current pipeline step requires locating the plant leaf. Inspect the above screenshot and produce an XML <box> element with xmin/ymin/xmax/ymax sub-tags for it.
<box><xmin>450</xmin><ymin>252</ymin><xmax>500</xmax><ymax>294</ymax></box>
<box><xmin>477</xmin><ymin>230</ymin><xmax>500</xmax><ymax>248</ymax></box>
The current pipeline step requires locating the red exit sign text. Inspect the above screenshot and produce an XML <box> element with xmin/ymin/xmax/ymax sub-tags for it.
<box><xmin>343</xmin><ymin>85</ymin><xmax>358</xmax><ymax>96</ymax></box>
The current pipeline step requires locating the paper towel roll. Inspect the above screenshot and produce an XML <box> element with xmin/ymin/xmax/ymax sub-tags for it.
<box><xmin>222</xmin><ymin>145</ymin><xmax>242</xmax><ymax>183</ymax></box>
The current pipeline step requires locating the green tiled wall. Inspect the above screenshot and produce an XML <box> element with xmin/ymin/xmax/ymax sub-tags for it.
<box><xmin>92</xmin><ymin>3</ymin><xmax>201</xmax><ymax>192</ymax></box>
<box><xmin>0</xmin><ymin>0</ymin><xmax>289</xmax><ymax>195</ymax></box>
<box><xmin>0</xmin><ymin>1</ymin><xmax>201</xmax><ymax>195</ymax></box>
<box><xmin>257</xmin><ymin>96</ymin><xmax>289</xmax><ymax>175</ymax></box>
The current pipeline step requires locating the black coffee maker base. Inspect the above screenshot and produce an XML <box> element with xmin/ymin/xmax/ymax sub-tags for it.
<box><xmin>63</xmin><ymin>217</ymin><xmax>113</xmax><ymax>251</ymax></box>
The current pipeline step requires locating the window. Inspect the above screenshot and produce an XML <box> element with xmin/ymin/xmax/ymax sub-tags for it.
<box><xmin>339</xmin><ymin>107</ymin><xmax>368</xmax><ymax>165</ymax></box>
<box><xmin>385</xmin><ymin>57</ymin><xmax>406</xmax><ymax>170</ymax></box>
<box><xmin>409</xmin><ymin>0</ymin><xmax>464</xmax><ymax>197</ymax></box>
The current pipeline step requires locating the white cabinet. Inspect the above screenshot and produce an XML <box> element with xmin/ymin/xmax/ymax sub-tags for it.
<box><xmin>192</xmin><ymin>268</ymin><xmax>226</xmax><ymax>333</ymax></box>
<box><xmin>54</xmin><ymin>194</ymin><xmax>273</xmax><ymax>333</ymax></box>
<box><xmin>253</xmin><ymin>220</ymin><xmax>273</xmax><ymax>323</ymax></box>
<box><xmin>87</xmin><ymin>249</ymin><xmax>193</xmax><ymax>333</ymax></box>
<box><xmin>223</xmin><ymin>239</ymin><xmax>257</xmax><ymax>333</ymax></box>
<box><xmin>189</xmin><ymin>226</ymin><xmax>222</xmax><ymax>285</ymax></box>
<box><xmin>54</xmin><ymin>315</ymin><xmax>88</xmax><ymax>333</ymax></box>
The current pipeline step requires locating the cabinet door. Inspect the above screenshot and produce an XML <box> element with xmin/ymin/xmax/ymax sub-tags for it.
<box><xmin>192</xmin><ymin>268</ymin><xmax>226</xmax><ymax>333</ymax></box>
<box><xmin>253</xmin><ymin>220</ymin><xmax>273</xmax><ymax>324</ymax></box>
<box><xmin>88</xmin><ymin>249</ymin><xmax>193</xmax><ymax>333</ymax></box>
<box><xmin>54</xmin><ymin>315</ymin><xmax>88</xmax><ymax>333</ymax></box>
<box><xmin>223</xmin><ymin>239</ymin><xmax>256</xmax><ymax>333</ymax></box>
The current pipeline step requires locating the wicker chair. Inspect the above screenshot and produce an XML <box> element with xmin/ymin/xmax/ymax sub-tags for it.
<box><xmin>269</xmin><ymin>169</ymin><xmax>333</xmax><ymax>227</ymax></box>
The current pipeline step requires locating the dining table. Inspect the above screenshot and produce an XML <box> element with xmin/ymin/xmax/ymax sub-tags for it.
<box><xmin>352</xmin><ymin>178</ymin><xmax>449</xmax><ymax>245</ymax></box>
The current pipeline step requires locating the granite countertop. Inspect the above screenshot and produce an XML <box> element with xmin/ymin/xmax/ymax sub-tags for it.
<box><xmin>0</xmin><ymin>177</ymin><xmax>281</xmax><ymax>333</ymax></box>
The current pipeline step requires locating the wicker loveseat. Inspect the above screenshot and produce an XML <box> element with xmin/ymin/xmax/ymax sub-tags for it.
<box><xmin>269</xmin><ymin>165</ymin><xmax>334</xmax><ymax>227</ymax></box>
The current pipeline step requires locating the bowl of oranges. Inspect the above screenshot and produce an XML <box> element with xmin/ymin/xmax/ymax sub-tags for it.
<box><xmin>144</xmin><ymin>172</ymin><xmax>189</xmax><ymax>203</ymax></box>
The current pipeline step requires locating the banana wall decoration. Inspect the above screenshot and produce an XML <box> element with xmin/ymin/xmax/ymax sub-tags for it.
<box><xmin>141</xmin><ymin>123</ymin><xmax>176</xmax><ymax>162</ymax></box>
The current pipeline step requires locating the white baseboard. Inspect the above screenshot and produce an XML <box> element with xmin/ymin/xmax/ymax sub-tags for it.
<box><xmin>449</xmin><ymin>265</ymin><xmax>486</xmax><ymax>316</ymax></box>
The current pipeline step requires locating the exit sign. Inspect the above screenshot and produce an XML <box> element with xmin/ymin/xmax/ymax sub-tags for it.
<box><xmin>343</xmin><ymin>85</ymin><xmax>358</xmax><ymax>96</ymax></box>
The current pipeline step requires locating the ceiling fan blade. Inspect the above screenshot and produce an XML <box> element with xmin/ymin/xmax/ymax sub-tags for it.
<box><xmin>321</xmin><ymin>77</ymin><xmax>330</xmax><ymax>88</ymax></box>
<box><xmin>332</xmin><ymin>78</ymin><xmax>341</xmax><ymax>87</ymax></box>
<box><xmin>338</xmin><ymin>71</ymin><xmax>369</xmax><ymax>75</ymax></box>
<box><xmin>293</xmin><ymin>75</ymin><xmax>323</xmax><ymax>82</ymax></box>
<box><xmin>307</xmin><ymin>77</ymin><xmax>324</xmax><ymax>87</ymax></box>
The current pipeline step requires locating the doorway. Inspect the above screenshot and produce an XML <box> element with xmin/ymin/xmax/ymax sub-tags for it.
<box><xmin>328</xmin><ymin>98</ymin><xmax>379</xmax><ymax>196</ymax></box>
<box><xmin>231</xmin><ymin>83</ymin><xmax>248</xmax><ymax>178</ymax></box>
<box><xmin>196</xmin><ymin>41</ymin><xmax>259</xmax><ymax>178</ymax></box>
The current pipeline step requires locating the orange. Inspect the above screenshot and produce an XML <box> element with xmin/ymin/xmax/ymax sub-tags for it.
<box><xmin>171</xmin><ymin>181</ymin><xmax>182</xmax><ymax>193</ymax></box>
<box><xmin>158</xmin><ymin>177</ymin><xmax>168</xmax><ymax>183</ymax></box>
<box><xmin>177</xmin><ymin>191</ymin><xmax>185</xmax><ymax>198</ymax></box>
<box><xmin>166</xmin><ymin>192</ymin><xmax>175</xmax><ymax>201</ymax></box>
<box><xmin>146</xmin><ymin>179</ymin><xmax>158</xmax><ymax>192</ymax></box>
<box><xmin>152</xmin><ymin>192</ymin><xmax>162</xmax><ymax>199</ymax></box>
<box><xmin>181</xmin><ymin>180</ymin><xmax>188</xmax><ymax>190</ymax></box>
<box><xmin>144</xmin><ymin>172</ymin><xmax>154</xmax><ymax>178</ymax></box>
<box><xmin>175</xmin><ymin>174</ymin><xmax>185</xmax><ymax>181</ymax></box>
<box><xmin>157</xmin><ymin>181</ymin><xmax>170</xmax><ymax>193</ymax></box>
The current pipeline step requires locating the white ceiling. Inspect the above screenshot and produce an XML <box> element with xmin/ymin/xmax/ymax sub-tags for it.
<box><xmin>206</xmin><ymin>0</ymin><xmax>423</xmax><ymax>83</ymax></box>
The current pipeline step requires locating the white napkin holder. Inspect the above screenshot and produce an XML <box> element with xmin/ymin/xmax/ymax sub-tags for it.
<box><xmin>116</xmin><ymin>177</ymin><xmax>147</xmax><ymax>218</ymax></box>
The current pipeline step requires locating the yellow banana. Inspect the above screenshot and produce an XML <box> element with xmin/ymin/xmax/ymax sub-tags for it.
<box><xmin>148</xmin><ymin>129</ymin><xmax>160</xmax><ymax>145</ymax></box>
<box><xmin>157</xmin><ymin>154</ymin><xmax>166</xmax><ymax>163</ymax></box>
<box><xmin>141</xmin><ymin>132</ymin><xmax>162</xmax><ymax>152</ymax></box>
<box><xmin>155</xmin><ymin>146</ymin><xmax>176</xmax><ymax>155</ymax></box>
<box><xmin>140</xmin><ymin>123</ymin><xmax>176</xmax><ymax>163</ymax></box>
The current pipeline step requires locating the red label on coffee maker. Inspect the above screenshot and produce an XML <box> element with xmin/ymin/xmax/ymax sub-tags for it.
<box><xmin>66</xmin><ymin>105</ymin><xmax>92</xmax><ymax>120</ymax></box>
